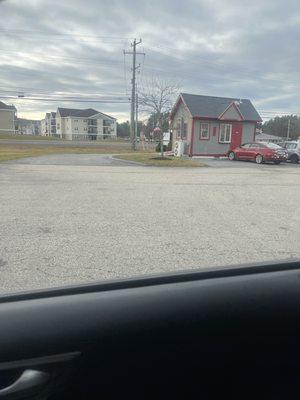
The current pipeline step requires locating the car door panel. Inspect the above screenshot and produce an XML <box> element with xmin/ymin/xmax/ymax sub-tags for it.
<box><xmin>249</xmin><ymin>143</ymin><xmax>262</xmax><ymax>159</ymax></box>
<box><xmin>236</xmin><ymin>144</ymin><xmax>250</xmax><ymax>159</ymax></box>
<box><xmin>1</xmin><ymin>260</ymin><xmax>300</xmax><ymax>399</ymax></box>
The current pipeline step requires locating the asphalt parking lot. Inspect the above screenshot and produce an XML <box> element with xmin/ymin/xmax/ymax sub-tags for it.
<box><xmin>193</xmin><ymin>157</ymin><xmax>300</xmax><ymax>168</ymax></box>
<box><xmin>1</xmin><ymin>154</ymin><xmax>300</xmax><ymax>293</ymax></box>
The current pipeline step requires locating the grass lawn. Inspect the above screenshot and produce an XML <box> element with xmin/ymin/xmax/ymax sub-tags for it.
<box><xmin>0</xmin><ymin>144</ymin><xmax>152</xmax><ymax>162</ymax></box>
<box><xmin>114</xmin><ymin>153</ymin><xmax>206</xmax><ymax>167</ymax></box>
<box><xmin>0</xmin><ymin>134</ymin><xmax>60</xmax><ymax>141</ymax></box>
<box><xmin>0</xmin><ymin>134</ymin><xmax>131</xmax><ymax>143</ymax></box>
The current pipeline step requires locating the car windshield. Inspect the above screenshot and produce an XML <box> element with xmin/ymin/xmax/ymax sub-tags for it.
<box><xmin>0</xmin><ymin>0</ymin><xmax>300</xmax><ymax>295</ymax></box>
<box><xmin>285</xmin><ymin>143</ymin><xmax>298</xmax><ymax>149</ymax></box>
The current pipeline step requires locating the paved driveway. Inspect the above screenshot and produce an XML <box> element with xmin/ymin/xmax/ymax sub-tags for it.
<box><xmin>4</xmin><ymin>154</ymin><xmax>137</xmax><ymax>166</ymax></box>
<box><xmin>193</xmin><ymin>157</ymin><xmax>299</xmax><ymax>169</ymax></box>
<box><xmin>1</xmin><ymin>154</ymin><xmax>300</xmax><ymax>293</ymax></box>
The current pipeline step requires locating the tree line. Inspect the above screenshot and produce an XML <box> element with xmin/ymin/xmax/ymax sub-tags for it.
<box><xmin>117</xmin><ymin>112</ymin><xmax>170</xmax><ymax>138</ymax></box>
<box><xmin>262</xmin><ymin>115</ymin><xmax>300</xmax><ymax>140</ymax></box>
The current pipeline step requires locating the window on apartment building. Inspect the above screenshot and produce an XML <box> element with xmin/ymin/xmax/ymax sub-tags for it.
<box><xmin>74</xmin><ymin>127</ymin><xmax>78</xmax><ymax>131</ymax></box>
<box><xmin>200</xmin><ymin>123</ymin><xmax>209</xmax><ymax>139</ymax></box>
<box><xmin>74</xmin><ymin>119</ymin><xmax>78</xmax><ymax>122</ymax></box>
<box><xmin>219</xmin><ymin>124</ymin><xmax>232</xmax><ymax>143</ymax></box>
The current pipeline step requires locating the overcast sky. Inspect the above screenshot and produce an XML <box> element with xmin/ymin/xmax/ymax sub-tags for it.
<box><xmin>0</xmin><ymin>0</ymin><xmax>299</xmax><ymax>121</ymax></box>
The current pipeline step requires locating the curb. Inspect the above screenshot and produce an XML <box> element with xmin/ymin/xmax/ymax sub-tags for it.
<box><xmin>110</xmin><ymin>155</ymin><xmax>147</xmax><ymax>166</ymax></box>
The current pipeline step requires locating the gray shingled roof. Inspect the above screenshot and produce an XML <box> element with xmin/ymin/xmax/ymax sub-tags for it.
<box><xmin>76</xmin><ymin>108</ymin><xmax>100</xmax><ymax>117</ymax></box>
<box><xmin>57</xmin><ymin>108</ymin><xmax>88</xmax><ymax>117</ymax></box>
<box><xmin>57</xmin><ymin>107</ymin><xmax>115</xmax><ymax>119</ymax></box>
<box><xmin>180</xmin><ymin>93</ymin><xmax>262</xmax><ymax>122</ymax></box>
<box><xmin>0</xmin><ymin>101</ymin><xmax>16</xmax><ymax>111</ymax></box>
<box><xmin>95</xmin><ymin>111</ymin><xmax>117</xmax><ymax>120</ymax></box>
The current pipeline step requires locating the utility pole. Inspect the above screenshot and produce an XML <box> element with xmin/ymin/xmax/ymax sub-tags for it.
<box><xmin>287</xmin><ymin>118</ymin><xmax>291</xmax><ymax>140</ymax></box>
<box><xmin>135</xmin><ymin>84</ymin><xmax>138</xmax><ymax>142</ymax></box>
<box><xmin>124</xmin><ymin>39</ymin><xmax>145</xmax><ymax>150</ymax></box>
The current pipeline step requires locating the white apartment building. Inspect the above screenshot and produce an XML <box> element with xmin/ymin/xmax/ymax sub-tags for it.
<box><xmin>41</xmin><ymin>112</ymin><xmax>57</xmax><ymax>136</ymax></box>
<box><xmin>55</xmin><ymin>107</ymin><xmax>117</xmax><ymax>140</ymax></box>
<box><xmin>16</xmin><ymin>118</ymin><xmax>41</xmax><ymax>135</ymax></box>
<box><xmin>0</xmin><ymin>101</ymin><xmax>16</xmax><ymax>135</ymax></box>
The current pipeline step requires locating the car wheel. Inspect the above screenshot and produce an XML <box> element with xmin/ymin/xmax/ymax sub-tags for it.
<box><xmin>255</xmin><ymin>154</ymin><xmax>263</xmax><ymax>164</ymax></box>
<box><xmin>290</xmin><ymin>154</ymin><xmax>299</xmax><ymax>164</ymax></box>
<box><xmin>228</xmin><ymin>151</ymin><xmax>236</xmax><ymax>161</ymax></box>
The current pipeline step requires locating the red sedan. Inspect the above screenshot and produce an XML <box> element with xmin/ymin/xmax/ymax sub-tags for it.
<box><xmin>228</xmin><ymin>142</ymin><xmax>288</xmax><ymax>164</ymax></box>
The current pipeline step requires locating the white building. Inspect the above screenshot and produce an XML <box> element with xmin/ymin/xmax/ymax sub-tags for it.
<box><xmin>41</xmin><ymin>113</ymin><xmax>49</xmax><ymax>136</ymax></box>
<box><xmin>255</xmin><ymin>132</ymin><xmax>285</xmax><ymax>144</ymax></box>
<box><xmin>16</xmin><ymin>118</ymin><xmax>41</xmax><ymax>135</ymax></box>
<box><xmin>55</xmin><ymin>107</ymin><xmax>117</xmax><ymax>140</ymax></box>
<box><xmin>41</xmin><ymin>112</ymin><xmax>57</xmax><ymax>136</ymax></box>
<box><xmin>0</xmin><ymin>101</ymin><xmax>16</xmax><ymax>135</ymax></box>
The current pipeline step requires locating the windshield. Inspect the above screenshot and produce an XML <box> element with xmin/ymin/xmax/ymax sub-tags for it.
<box><xmin>0</xmin><ymin>0</ymin><xmax>300</xmax><ymax>295</ymax></box>
<box><xmin>285</xmin><ymin>143</ymin><xmax>298</xmax><ymax>149</ymax></box>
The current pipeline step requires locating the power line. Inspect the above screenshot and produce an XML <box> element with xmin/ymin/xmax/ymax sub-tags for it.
<box><xmin>142</xmin><ymin>64</ymin><xmax>300</xmax><ymax>88</ymax></box>
<box><xmin>0</xmin><ymin>87</ymin><xmax>128</xmax><ymax>100</ymax></box>
<box><xmin>0</xmin><ymin>95</ymin><xmax>130</xmax><ymax>104</ymax></box>
<box><xmin>136</xmin><ymin>49</ymin><xmax>146</xmax><ymax>86</ymax></box>
<box><xmin>123</xmin><ymin>51</ymin><xmax>130</xmax><ymax>96</ymax></box>
<box><xmin>144</xmin><ymin>45</ymin><xmax>300</xmax><ymax>86</ymax></box>
<box><xmin>0</xmin><ymin>48</ymin><xmax>124</xmax><ymax>66</ymax></box>
<box><xmin>0</xmin><ymin>87</ymin><xmax>127</xmax><ymax>98</ymax></box>
<box><xmin>0</xmin><ymin>29</ymin><xmax>133</xmax><ymax>40</ymax></box>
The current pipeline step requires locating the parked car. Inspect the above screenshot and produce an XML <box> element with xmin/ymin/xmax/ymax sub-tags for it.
<box><xmin>282</xmin><ymin>141</ymin><xmax>300</xmax><ymax>164</ymax></box>
<box><xmin>228</xmin><ymin>142</ymin><xmax>288</xmax><ymax>164</ymax></box>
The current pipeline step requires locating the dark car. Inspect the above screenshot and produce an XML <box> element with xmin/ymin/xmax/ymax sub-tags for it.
<box><xmin>228</xmin><ymin>142</ymin><xmax>288</xmax><ymax>164</ymax></box>
<box><xmin>282</xmin><ymin>141</ymin><xmax>300</xmax><ymax>164</ymax></box>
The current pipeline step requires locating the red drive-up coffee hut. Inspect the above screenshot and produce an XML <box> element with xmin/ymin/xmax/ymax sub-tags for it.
<box><xmin>170</xmin><ymin>93</ymin><xmax>262</xmax><ymax>157</ymax></box>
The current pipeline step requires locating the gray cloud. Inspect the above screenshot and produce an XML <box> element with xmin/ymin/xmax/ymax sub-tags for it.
<box><xmin>0</xmin><ymin>0</ymin><xmax>299</xmax><ymax>121</ymax></box>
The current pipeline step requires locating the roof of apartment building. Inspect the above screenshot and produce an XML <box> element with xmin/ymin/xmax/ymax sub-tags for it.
<box><xmin>57</xmin><ymin>107</ymin><xmax>116</xmax><ymax>120</ymax></box>
<box><xmin>0</xmin><ymin>101</ymin><xmax>16</xmax><ymax>111</ymax></box>
<box><xmin>174</xmin><ymin>93</ymin><xmax>261</xmax><ymax>122</ymax></box>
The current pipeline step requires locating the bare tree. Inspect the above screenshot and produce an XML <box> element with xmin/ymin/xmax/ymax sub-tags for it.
<box><xmin>138</xmin><ymin>77</ymin><xmax>179</xmax><ymax>158</ymax></box>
